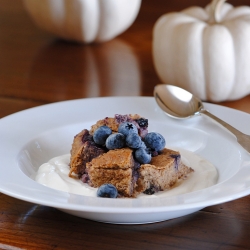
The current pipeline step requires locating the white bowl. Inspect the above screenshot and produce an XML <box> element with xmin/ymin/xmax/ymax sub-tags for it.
<box><xmin>1</xmin><ymin>97</ymin><xmax>250</xmax><ymax>224</ymax></box>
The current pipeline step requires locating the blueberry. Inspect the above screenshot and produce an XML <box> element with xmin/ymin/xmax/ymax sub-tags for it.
<box><xmin>97</xmin><ymin>183</ymin><xmax>118</xmax><ymax>198</ymax></box>
<box><xmin>118</xmin><ymin>122</ymin><xmax>138</xmax><ymax>136</ymax></box>
<box><xmin>93</xmin><ymin>126</ymin><xmax>112</xmax><ymax>145</ymax></box>
<box><xmin>134</xmin><ymin>148</ymin><xmax>152</xmax><ymax>164</ymax></box>
<box><xmin>105</xmin><ymin>133</ymin><xmax>125</xmax><ymax>150</ymax></box>
<box><xmin>115</xmin><ymin>114</ymin><xmax>129</xmax><ymax>124</ymax></box>
<box><xmin>137</xmin><ymin>118</ymin><xmax>148</xmax><ymax>128</ymax></box>
<box><xmin>144</xmin><ymin>132</ymin><xmax>166</xmax><ymax>152</ymax></box>
<box><xmin>140</xmin><ymin>141</ymin><xmax>147</xmax><ymax>149</ymax></box>
<box><xmin>143</xmin><ymin>185</ymin><xmax>159</xmax><ymax>195</ymax></box>
<box><xmin>126</xmin><ymin>133</ymin><xmax>142</xmax><ymax>149</ymax></box>
<box><xmin>170</xmin><ymin>154</ymin><xmax>181</xmax><ymax>170</ymax></box>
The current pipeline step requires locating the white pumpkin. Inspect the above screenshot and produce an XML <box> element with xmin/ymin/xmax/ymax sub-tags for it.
<box><xmin>153</xmin><ymin>0</ymin><xmax>250</xmax><ymax>102</ymax></box>
<box><xmin>23</xmin><ymin>0</ymin><xmax>141</xmax><ymax>43</ymax></box>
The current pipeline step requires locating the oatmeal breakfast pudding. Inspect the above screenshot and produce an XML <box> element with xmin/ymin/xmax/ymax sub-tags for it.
<box><xmin>35</xmin><ymin>114</ymin><xmax>218</xmax><ymax>198</ymax></box>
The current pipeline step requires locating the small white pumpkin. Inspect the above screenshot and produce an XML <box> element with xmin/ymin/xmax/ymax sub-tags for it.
<box><xmin>23</xmin><ymin>0</ymin><xmax>141</xmax><ymax>43</ymax></box>
<box><xmin>153</xmin><ymin>0</ymin><xmax>250</xmax><ymax>102</ymax></box>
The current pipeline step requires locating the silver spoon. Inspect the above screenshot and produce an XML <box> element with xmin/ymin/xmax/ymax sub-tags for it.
<box><xmin>154</xmin><ymin>84</ymin><xmax>250</xmax><ymax>153</ymax></box>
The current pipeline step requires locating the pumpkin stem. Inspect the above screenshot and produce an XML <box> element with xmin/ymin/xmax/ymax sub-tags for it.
<box><xmin>209</xmin><ymin>0</ymin><xmax>227</xmax><ymax>23</ymax></box>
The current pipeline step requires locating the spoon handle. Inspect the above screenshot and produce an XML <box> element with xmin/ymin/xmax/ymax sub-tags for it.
<box><xmin>201</xmin><ymin>109</ymin><xmax>250</xmax><ymax>153</ymax></box>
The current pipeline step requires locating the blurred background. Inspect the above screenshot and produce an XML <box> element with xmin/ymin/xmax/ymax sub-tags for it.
<box><xmin>0</xmin><ymin>0</ymin><xmax>249</xmax><ymax>118</ymax></box>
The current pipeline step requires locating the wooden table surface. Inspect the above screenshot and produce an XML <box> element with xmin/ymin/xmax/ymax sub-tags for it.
<box><xmin>1</xmin><ymin>0</ymin><xmax>250</xmax><ymax>249</ymax></box>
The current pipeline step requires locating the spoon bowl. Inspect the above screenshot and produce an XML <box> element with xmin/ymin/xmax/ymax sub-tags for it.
<box><xmin>154</xmin><ymin>84</ymin><xmax>250</xmax><ymax>154</ymax></box>
<box><xmin>154</xmin><ymin>84</ymin><xmax>204</xmax><ymax>119</ymax></box>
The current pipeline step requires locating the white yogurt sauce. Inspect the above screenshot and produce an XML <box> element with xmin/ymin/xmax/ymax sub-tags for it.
<box><xmin>35</xmin><ymin>149</ymin><xmax>218</xmax><ymax>198</ymax></box>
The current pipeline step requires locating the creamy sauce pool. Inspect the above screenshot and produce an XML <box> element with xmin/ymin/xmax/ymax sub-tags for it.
<box><xmin>35</xmin><ymin>149</ymin><xmax>218</xmax><ymax>198</ymax></box>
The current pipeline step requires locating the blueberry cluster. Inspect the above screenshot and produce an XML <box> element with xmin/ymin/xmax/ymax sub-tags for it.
<box><xmin>93</xmin><ymin>121</ymin><xmax>166</xmax><ymax>165</ymax></box>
